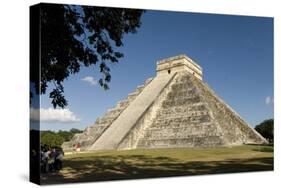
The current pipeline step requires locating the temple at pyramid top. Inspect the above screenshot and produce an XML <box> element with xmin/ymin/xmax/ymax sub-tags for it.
<box><xmin>156</xmin><ymin>54</ymin><xmax>203</xmax><ymax>80</ymax></box>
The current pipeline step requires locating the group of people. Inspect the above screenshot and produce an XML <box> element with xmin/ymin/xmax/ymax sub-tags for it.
<box><xmin>41</xmin><ymin>146</ymin><xmax>64</xmax><ymax>173</ymax></box>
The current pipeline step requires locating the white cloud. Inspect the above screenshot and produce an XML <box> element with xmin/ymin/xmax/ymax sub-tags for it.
<box><xmin>30</xmin><ymin>108</ymin><xmax>81</xmax><ymax>123</ymax></box>
<box><xmin>265</xmin><ymin>96</ymin><xmax>274</xmax><ymax>105</ymax></box>
<box><xmin>81</xmin><ymin>76</ymin><xmax>98</xmax><ymax>86</ymax></box>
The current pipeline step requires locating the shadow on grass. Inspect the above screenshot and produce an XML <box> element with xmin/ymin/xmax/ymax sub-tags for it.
<box><xmin>41</xmin><ymin>154</ymin><xmax>273</xmax><ymax>185</ymax></box>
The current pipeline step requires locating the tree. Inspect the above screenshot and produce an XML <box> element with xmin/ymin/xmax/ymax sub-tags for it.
<box><xmin>57</xmin><ymin>130</ymin><xmax>74</xmax><ymax>142</ymax></box>
<box><xmin>70</xmin><ymin>128</ymin><xmax>83</xmax><ymax>134</ymax></box>
<box><xmin>31</xmin><ymin>3</ymin><xmax>144</xmax><ymax>108</ymax></box>
<box><xmin>57</xmin><ymin>128</ymin><xmax>83</xmax><ymax>142</ymax></box>
<box><xmin>255</xmin><ymin>119</ymin><xmax>274</xmax><ymax>143</ymax></box>
<box><xmin>41</xmin><ymin>129</ymin><xmax>83</xmax><ymax>148</ymax></box>
<box><xmin>41</xmin><ymin>131</ymin><xmax>64</xmax><ymax>148</ymax></box>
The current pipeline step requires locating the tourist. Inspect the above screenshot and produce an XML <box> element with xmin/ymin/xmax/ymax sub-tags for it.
<box><xmin>54</xmin><ymin>149</ymin><xmax>64</xmax><ymax>171</ymax></box>
<box><xmin>48</xmin><ymin>148</ymin><xmax>56</xmax><ymax>171</ymax></box>
<box><xmin>41</xmin><ymin>147</ymin><xmax>49</xmax><ymax>173</ymax></box>
<box><xmin>72</xmin><ymin>144</ymin><xmax>76</xmax><ymax>154</ymax></box>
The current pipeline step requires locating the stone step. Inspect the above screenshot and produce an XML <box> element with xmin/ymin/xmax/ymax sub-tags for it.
<box><xmin>136</xmin><ymin>84</ymin><xmax>144</xmax><ymax>89</ymax></box>
<box><xmin>146</xmin><ymin>121</ymin><xmax>214</xmax><ymax>130</ymax></box>
<box><xmin>127</xmin><ymin>91</ymin><xmax>141</xmax><ymax>97</ymax></box>
<box><xmin>161</xmin><ymin>96</ymin><xmax>201</xmax><ymax>107</ymax></box>
<box><xmin>151</xmin><ymin>114</ymin><xmax>211</xmax><ymax>125</ymax></box>
<box><xmin>104</xmin><ymin>108</ymin><xmax>123</xmax><ymax>117</ymax></box>
<box><xmin>141</xmin><ymin>131</ymin><xmax>221</xmax><ymax>140</ymax></box>
<box><xmin>162</xmin><ymin>112</ymin><xmax>209</xmax><ymax>119</ymax></box>
<box><xmin>116</xmin><ymin>100</ymin><xmax>130</xmax><ymax>108</ymax></box>
<box><xmin>144</xmin><ymin>77</ymin><xmax>153</xmax><ymax>85</ymax></box>
<box><xmin>126</xmin><ymin>92</ymin><xmax>143</xmax><ymax>101</ymax></box>
<box><xmin>137</xmin><ymin>136</ymin><xmax>223</xmax><ymax>148</ymax></box>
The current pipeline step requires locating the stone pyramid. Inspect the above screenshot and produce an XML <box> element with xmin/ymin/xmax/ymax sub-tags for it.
<box><xmin>62</xmin><ymin>54</ymin><xmax>267</xmax><ymax>151</ymax></box>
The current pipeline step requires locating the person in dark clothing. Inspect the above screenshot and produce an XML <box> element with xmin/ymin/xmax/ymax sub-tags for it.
<box><xmin>40</xmin><ymin>146</ymin><xmax>49</xmax><ymax>173</ymax></box>
<box><xmin>48</xmin><ymin>148</ymin><xmax>56</xmax><ymax>172</ymax></box>
<box><xmin>54</xmin><ymin>149</ymin><xmax>64</xmax><ymax>171</ymax></box>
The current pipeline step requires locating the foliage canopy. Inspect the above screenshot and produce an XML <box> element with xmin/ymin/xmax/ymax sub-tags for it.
<box><xmin>31</xmin><ymin>4</ymin><xmax>144</xmax><ymax>108</ymax></box>
<box><xmin>41</xmin><ymin>129</ymin><xmax>83</xmax><ymax>148</ymax></box>
<box><xmin>255</xmin><ymin>119</ymin><xmax>274</xmax><ymax>143</ymax></box>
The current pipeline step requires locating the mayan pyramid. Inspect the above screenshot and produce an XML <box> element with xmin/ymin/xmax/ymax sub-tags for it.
<box><xmin>62</xmin><ymin>54</ymin><xmax>267</xmax><ymax>151</ymax></box>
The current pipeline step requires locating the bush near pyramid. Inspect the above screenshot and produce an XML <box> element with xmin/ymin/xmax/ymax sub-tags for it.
<box><xmin>62</xmin><ymin>54</ymin><xmax>267</xmax><ymax>151</ymax></box>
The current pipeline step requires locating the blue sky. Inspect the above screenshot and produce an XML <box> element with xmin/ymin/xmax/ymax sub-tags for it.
<box><xmin>39</xmin><ymin>9</ymin><xmax>273</xmax><ymax>131</ymax></box>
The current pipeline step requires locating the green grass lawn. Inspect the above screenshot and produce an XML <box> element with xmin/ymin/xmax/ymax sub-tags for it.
<box><xmin>41</xmin><ymin>145</ymin><xmax>273</xmax><ymax>184</ymax></box>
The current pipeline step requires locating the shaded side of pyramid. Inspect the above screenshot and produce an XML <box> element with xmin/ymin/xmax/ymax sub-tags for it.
<box><xmin>193</xmin><ymin>74</ymin><xmax>267</xmax><ymax>145</ymax></box>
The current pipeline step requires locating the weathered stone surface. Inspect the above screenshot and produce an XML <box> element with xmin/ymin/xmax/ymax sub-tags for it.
<box><xmin>62</xmin><ymin>54</ymin><xmax>267</xmax><ymax>151</ymax></box>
